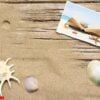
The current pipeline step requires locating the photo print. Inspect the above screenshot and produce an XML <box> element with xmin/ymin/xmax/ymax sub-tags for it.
<box><xmin>57</xmin><ymin>1</ymin><xmax>100</xmax><ymax>47</ymax></box>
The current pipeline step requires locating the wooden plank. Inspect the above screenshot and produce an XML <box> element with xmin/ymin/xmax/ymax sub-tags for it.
<box><xmin>0</xmin><ymin>3</ymin><xmax>99</xmax><ymax>20</ymax></box>
<box><xmin>0</xmin><ymin>0</ymin><xmax>100</xmax><ymax>3</ymax></box>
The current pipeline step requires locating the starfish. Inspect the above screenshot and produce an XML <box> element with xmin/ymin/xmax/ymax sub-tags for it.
<box><xmin>0</xmin><ymin>58</ymin><xmax>20</xmax><ymax>96</ymax></box>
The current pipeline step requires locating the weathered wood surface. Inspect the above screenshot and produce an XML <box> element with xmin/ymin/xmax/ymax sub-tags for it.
<box><xmin>0</xmin><ymin>0</ymin><xmax>100</xmax><ymax>100</ymax></box>
<box><xmin>0</xmin><ymin>0</ymin><xmax>100</xmax><ymax>3</ymax></box>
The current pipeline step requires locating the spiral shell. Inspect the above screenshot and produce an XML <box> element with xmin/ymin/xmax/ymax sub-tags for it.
<box><xmin>0</xmin><ymin>58</ymin><xmax>20</xmax><ymax>96</ymax></box>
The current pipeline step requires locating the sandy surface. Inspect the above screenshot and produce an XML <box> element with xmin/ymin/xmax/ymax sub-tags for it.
<box><xmin>0</xmin><ymin>2</ymin><xmax>100</xmax><ymax>100</ymax></box>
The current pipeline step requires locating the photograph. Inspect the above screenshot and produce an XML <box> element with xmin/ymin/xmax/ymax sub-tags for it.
<box><xmin>57</xmin><ymin>1</ymin><xmax>100</xmax><ymax>46</ymax></box>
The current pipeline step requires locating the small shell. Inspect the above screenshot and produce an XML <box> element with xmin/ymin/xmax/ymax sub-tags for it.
<box><xmin>24</xmin><ymin>76</ymin><xmax>39</xmax><ymax>92</ymax></box>
<box><xmin>87</xmin><ymin>60</ymin><xmax>100</xmax><ymax>85</ymax></box>
<box><xmin>0</xmin><ymin>58</ymin><xmax>20</xmax><ymax>96</ymax></box>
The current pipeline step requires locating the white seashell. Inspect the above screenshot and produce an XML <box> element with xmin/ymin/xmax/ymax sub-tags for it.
<box><xmin>87</xmin><ymin>60</ymin><xmax>100</xmax><ymax>85</ymax></box>
<box><xmin>0</xmin><ymin>58</ymin><xmax>20</xmax><ymax>96</ymax></box>
<box><xmin>24</xmin><ymin>76</ymin><xmax>39</xmax><ymax>93</ymax></box>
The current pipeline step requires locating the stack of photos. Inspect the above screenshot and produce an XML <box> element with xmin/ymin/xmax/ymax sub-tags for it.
<box><xmin>57</xmin><ymin>1</ymin><xmax>100</xmax><ymax>47</ymax></box>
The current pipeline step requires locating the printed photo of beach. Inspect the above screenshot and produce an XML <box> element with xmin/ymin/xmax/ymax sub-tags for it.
<box><xmin>57</xmin><ymin>1</ymin><xmax>100</xmax><ymax>47</ymax></box>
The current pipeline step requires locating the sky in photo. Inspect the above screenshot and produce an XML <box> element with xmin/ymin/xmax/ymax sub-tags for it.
<box><xmin>62</xmin><ymin>1</ymin><xmax>100</xmax><ymax>28</ymax></box>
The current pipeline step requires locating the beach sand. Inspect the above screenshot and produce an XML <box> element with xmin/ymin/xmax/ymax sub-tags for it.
<box><xmin>0</xmin><ymin>2</ymin><xmax>100</xmax><ymax>100</ymax></box>
<box><xmin>0</xmin><ymin>35</ymin><xmax>100</xmax><ymax>100</ymax></box>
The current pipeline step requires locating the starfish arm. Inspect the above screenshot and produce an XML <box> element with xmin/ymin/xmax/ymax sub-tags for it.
<box><xmin>11</xmin><ymin>70</ymin><xmax>15</xmax><ymax>74</ymax></box>
<box><xmin>0</xmin><ymin>84</ymin><xmax>2</xmax><ymax>96</ymax></box>
<box><xmin>7</xmin><ymin>79</ymin><xmax>11</xmax><ymax>88</ymax></box>
<box><xmin>0</xmin><ymin>80</ymin><xmax>5</xmax><ymax>96</ymax></box>
<box><xmin>5</xmin><ymin>58</ymin><xmax>12</xmax><ymax>64</ymax></box>
<box><xmin>8</xmin><ymin>64</ymin><xmax>14</xmax><ymax>69</ymax></box>
<box><xmin>10</xmin><ymin>76</ymin><xmax>20</xmax><ymax>84</ymax></box>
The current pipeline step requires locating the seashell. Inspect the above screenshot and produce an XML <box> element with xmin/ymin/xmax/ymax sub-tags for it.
<box><xmin>0</xmin><ymin>58</ymin><xmax>20</xmax><ymax>96</ymax></box>
<box><xmin>87</xmin><ymin>60</ymin><xmax>100</xmax><ymax>86</ymax></box>
<box><xmin>64</xmin><ymin>22</ymin><xmax>69</xmax><ymax>28</ymax></box>
<box><xmin>24</xmin><ymin>76</ymin><xmax>39</xmax><ymax>93</ymax></box>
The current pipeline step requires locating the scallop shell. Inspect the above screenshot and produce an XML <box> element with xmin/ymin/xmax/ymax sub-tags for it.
<box><xmin>0</xmin><ymin>58</ymin><xmax>20</xmax><ymax>96</ymax></box>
